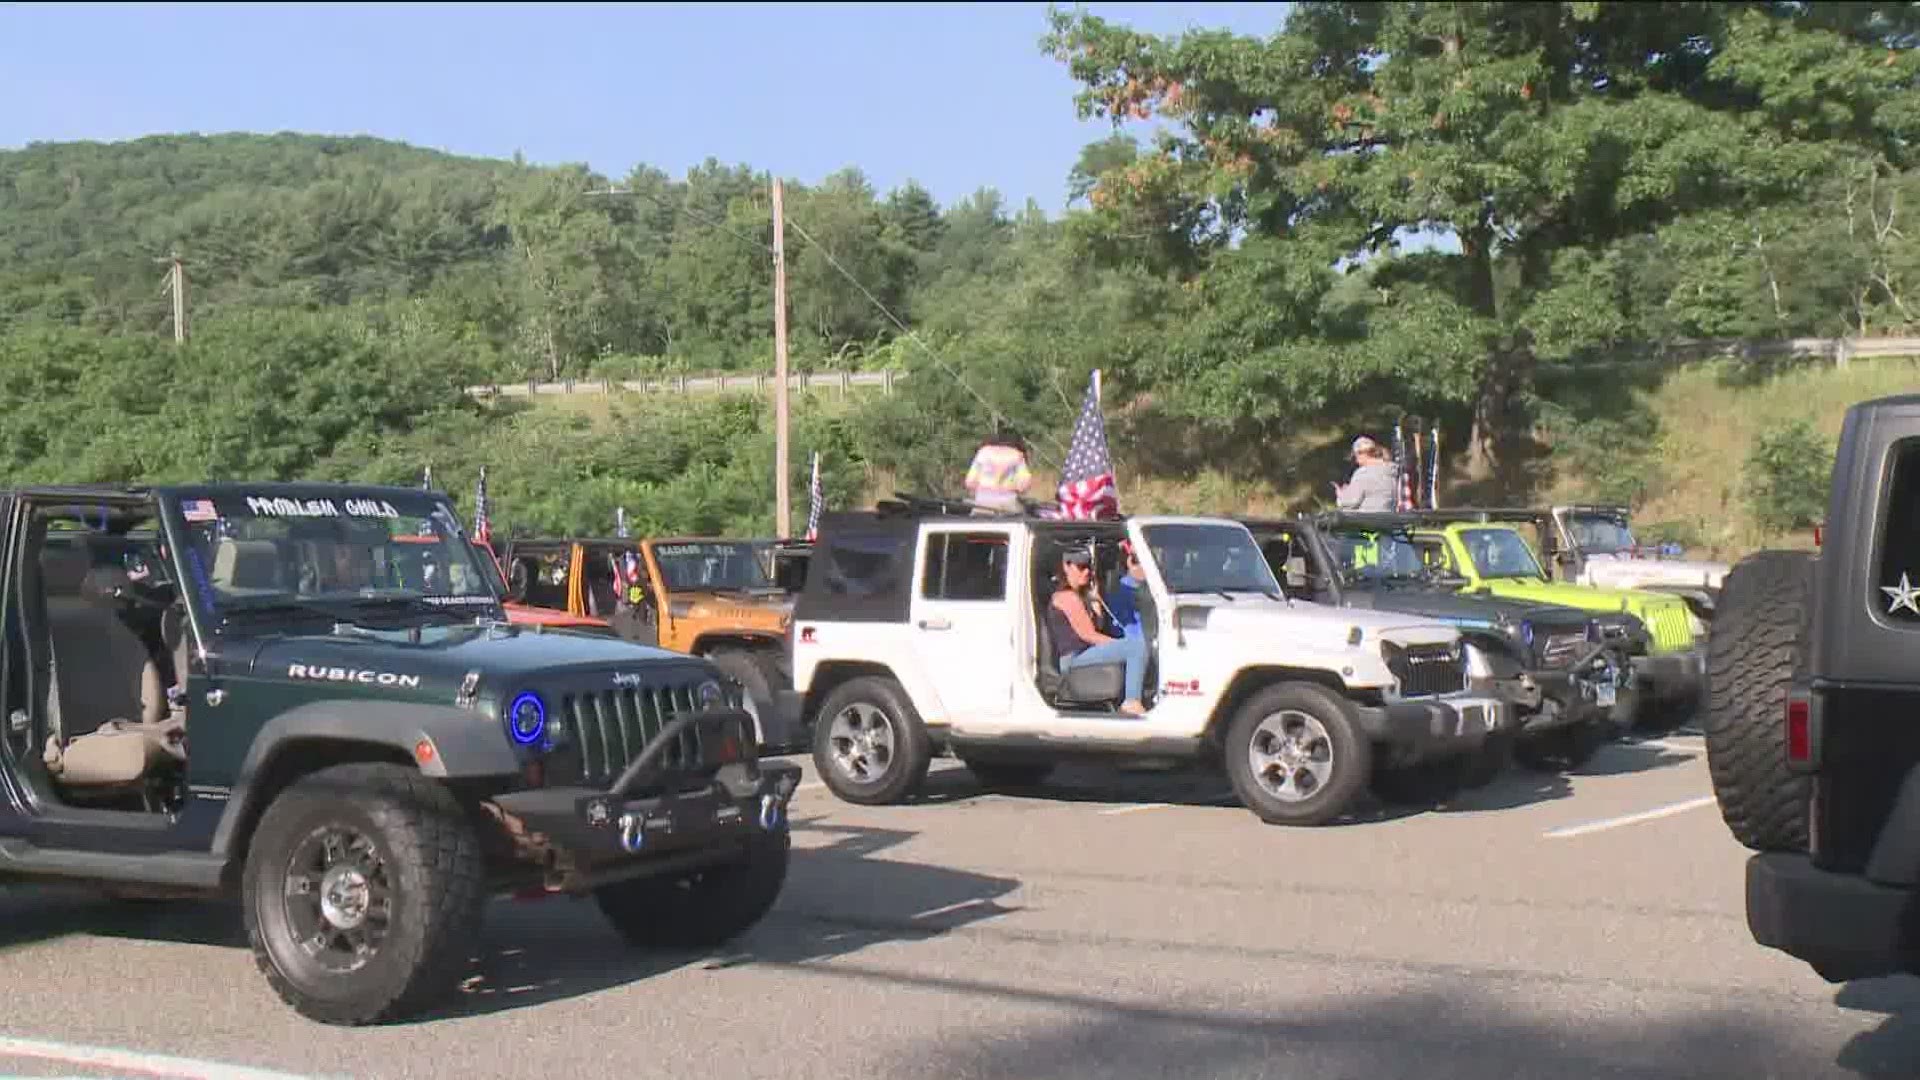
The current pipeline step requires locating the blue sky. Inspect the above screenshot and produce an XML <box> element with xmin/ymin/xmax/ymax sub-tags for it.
<box><xmin>0</xmin><ymin>1</ymin><xmax>1293</xmax><ymax>215</ymax></box>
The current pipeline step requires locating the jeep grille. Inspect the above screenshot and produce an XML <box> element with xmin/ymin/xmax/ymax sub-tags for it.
<box><xmin>1389</xmin><ymin>642</ymin><xmax>1468</xmax><ymax>697</ymax></box>
<box><xmin>1642</xmin><ymin>602</ymin><xmax>1694</xmax><ymax>653</ymax></box>
<box><xmin>1538</xmin><ymin>632</ymin><xmax>1588</xmax><ymax>668</ymax></box>
<box><xmin>558</xmin><ymin>679</ymin><xmax>708</xmax><ymax>786</ymax></box>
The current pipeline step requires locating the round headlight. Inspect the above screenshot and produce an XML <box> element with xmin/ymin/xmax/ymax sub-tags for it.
<box><xmin>507</xmin><ymin>691</ymin><xmax>547</xmax><ymax>746</ymax></box>
<box><xmin>696</xmin><ymin>679</ymin><xmax>726</xmax><ymax>709</ymax></box>
<box><xmin>1518</xmin><ymin>619</ymin><xmax>1534</xmax><ymax>646</ymax></box>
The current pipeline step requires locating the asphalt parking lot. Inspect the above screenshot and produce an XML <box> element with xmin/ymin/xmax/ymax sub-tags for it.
<box><xmin>3</xmin><ymin>730</ymin><xmax>1919</xmax><ymax>1080</ymax></box>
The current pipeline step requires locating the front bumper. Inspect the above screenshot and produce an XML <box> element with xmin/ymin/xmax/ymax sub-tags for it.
<box><xmin>1529</xmin><ymin>647</ymin><xmax>1633</xmax><ymax>731</ymax></box>
<box><xmin>1747</xmin><ymin>852</ymin><xmax>1918</xmax><ymax>982</ymax></box>
<box><xmin>486</xmin><ymin>707</ymin><xmax>803</xmax><ymax>890</ymax></box>
<box><xmin>1630</xmin><ymin>648</ymin><xmax>1705</xmax><ymax>702</ymax></box>
<box><xmin>1354</xmin><ymin>692</ymin><xmax>1511</xmax><ymax>764</ymax></box>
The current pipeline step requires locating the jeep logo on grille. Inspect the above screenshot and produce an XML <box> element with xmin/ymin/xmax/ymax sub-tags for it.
<box><xmin>612</xmin><ymin>672</ymin><xmax>645</xmax><ymax>688</ymax></box>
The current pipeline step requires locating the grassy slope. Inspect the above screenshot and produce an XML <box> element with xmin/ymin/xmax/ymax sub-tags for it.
<box><xmin>513</xmin><ymin>356</ymin><xmax>1920</xmax><ymax>560</ymax></box>
<box><xmin>1575</xmin><ymin>357</ymin><xmax>1920</xmax><ymax>558</ymax></box>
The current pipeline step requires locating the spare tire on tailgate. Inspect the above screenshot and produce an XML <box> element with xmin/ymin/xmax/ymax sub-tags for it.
<box><xmin>1703</xmin><ymin>549</ymin><xmax>1815</xmax><ymax>853</ymax></box>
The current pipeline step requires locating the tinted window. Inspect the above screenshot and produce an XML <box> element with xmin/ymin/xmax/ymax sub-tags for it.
<box><xmin>1877</xmin><ymin>439</ymin><xmax>1920</xmax><ymax>623</ymax></box>
<box><xmin>818</xmin><ymin>532</ymin><xmax>909</xmax><ymax>599</ymax></box>
<box><xmin>922</xmin><ymin>532</ymin><xmax>1009</xmax><ymax>601</ymax></box>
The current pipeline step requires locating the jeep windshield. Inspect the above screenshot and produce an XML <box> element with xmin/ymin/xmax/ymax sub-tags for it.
<box><xmin>1140</xmin><ymin>523</ymin><xmax>1284</xmax><ymax>599</ymax></box>
<box><xmin>168</xmin><ymin>491</ymin><xmax>502</xmax><ymax>625</ymax></box>
<box><xmin>1459</xmin><ymin>527</ymin><xmax>1548</xmax><ymax>581</ymax></box>
<box><xmin>1327</xmin><ymin>527</ymin><xmax>1432</xmax><ymax>584</ymax></box>
<box><xmin>653</xmin><ymin>541</ymin><xmax>776</xmax><ymax>593</ymax></box>
<box><xmin>1564</xmin><ymin>513</ymin><xmax>1637</xmax><ymax>554</ymax></box>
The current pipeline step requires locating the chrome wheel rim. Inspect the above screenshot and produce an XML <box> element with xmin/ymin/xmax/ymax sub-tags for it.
<box><xmin>827</xmin><ymin>702</ymin><xmax>896</xmax><ymax>785</ymax></box>
<box><xmin>1248</xmin><ymin>710</ymin><xmax>1334</xmax><ymax>803</ymax></box>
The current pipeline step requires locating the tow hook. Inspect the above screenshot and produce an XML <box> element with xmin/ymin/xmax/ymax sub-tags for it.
<box><xmin>617</xmin><ymin>813</ymin><xmax>645</xmax><ymax>853</ymax></box>
<box><xmin>759</xmin><ymin>773</ymin><xmax>798</xmax><ymax>832</ymax></box>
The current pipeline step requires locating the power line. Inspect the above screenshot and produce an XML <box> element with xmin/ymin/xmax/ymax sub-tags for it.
<box><xmin>782</xmin><ymin>215</ymin><xmax>1065</xmax><ymax>470</ymax></box>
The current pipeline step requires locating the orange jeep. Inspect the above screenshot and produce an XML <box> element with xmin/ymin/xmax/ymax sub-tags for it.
<box><xmin>492</xmin><ymin>535</ymin><xmax>801</xmax><ymax>751</ymax></box>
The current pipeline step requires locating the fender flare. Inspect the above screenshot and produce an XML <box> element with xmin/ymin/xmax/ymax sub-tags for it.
<box><xmin>209</xmin><ymin>700</ymin><xmax>519</xmax><ymax>860</ymax></box>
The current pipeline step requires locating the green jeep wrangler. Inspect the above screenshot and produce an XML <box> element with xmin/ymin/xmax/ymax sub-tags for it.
<box><xmin>0</xmin><ymin>483</ymin><xmax>798</xmax><ymax>1025</ymax></box>
<box><xmin>1406</xmin><ymin>511</ymin><xmax>1707</xmax><ymax>729</ymax></box>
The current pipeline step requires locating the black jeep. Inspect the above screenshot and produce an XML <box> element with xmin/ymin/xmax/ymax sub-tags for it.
<box><xmin>1708</xmin><ymin>394</ymin><xmax>1920</xmax><ymax>982</ymax></box>
<box><xmin>1246</xmin><ymin>513</ymin><xmax>1648</xmax><ymax>774</ymax></box>
<box><xmin>0</xmin><ymin>483</ymin><xmax>798</xmax><ymax>1024</ymax></box>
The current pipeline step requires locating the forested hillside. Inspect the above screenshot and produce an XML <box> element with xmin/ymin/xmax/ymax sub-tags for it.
<box><xmin>1</xmin><ymin>3</ymin><xmax>1915</xmax><ymax>548</ymax></box>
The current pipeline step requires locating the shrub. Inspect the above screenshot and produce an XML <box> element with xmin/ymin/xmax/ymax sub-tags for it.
<box><xmin>1741</xmin><ymin>420</ymin><xmax>1834</xmax><ymax>532</ymax></box>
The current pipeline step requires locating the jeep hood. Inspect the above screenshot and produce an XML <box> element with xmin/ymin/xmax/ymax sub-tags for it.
<box><xmin>1485</xmin><ymin>577</ymin><xmax>1682</xmax><ymax>611</ymax></box>
<box><xmin>229</xmin><ymin>621</ymin><xmax>703</xmax><ymax>700</ymax></box>
<box><xmin>1340</xmin><ymin>587</ymin><xmax>1589</xmax><ymax>631</ymax></box>
<box><xmin>668</xmin><ymin>589</ymin><xmax>793</xmax><ymax>624</ymax></box>
<box><xmin>1179</xmin><ymin>594</ymin><xmax>1458</xmax><ymax>647</ymax></box>
<box><xmin>1580</xmin><ymin>553</ymin><xmax>1728</xmax><ymax>591</ymax></box>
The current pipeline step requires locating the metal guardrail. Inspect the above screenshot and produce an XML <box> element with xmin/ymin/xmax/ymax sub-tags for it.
<box><xmin>465</xmin><ymin>370</ymin><xmax>903</xmax><ymax>399</ymax></box>
<box><xmin>468</xmin><ymin>335</ymin><xmax>1920</xmax><ymax>399</ymax></box>
<box><xmin>1550</xmin><ymin>334</ymin><xmax>1920</xmax><ymax>371</ymax></box>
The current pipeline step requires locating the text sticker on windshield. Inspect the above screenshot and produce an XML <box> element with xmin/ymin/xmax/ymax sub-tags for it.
<box><xmin>658</xmin><ymin>544</ymin><xmax>728</xmax><ymax>557</ymax></box>
<box><xmin>244</xmin><ymin>497</ymin><xmax>401</xmax><ymax>519</ymax></box>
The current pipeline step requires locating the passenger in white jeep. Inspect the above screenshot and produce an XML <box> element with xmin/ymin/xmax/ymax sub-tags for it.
<box><xmin>1047</xmin><ymin>548</ymin><xmax>1148</xmax><ymax>715</ymax></box>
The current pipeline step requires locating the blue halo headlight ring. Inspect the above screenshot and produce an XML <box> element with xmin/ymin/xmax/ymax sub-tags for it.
<box><xmin>507</xmin><ymin>691</ymin><xmax>547</xmax><ymax>746</ymax></box>
<box><xmin>1518</xmin><ymin>619</ymin><xmax>1535</xmax><ymax>646</ymax></box>
<box><xmin>697</xmin><ymin>679</ymin><xmax>725</xmax><ymax>710</ymax></box>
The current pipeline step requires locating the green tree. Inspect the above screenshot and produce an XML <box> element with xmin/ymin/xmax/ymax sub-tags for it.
<box><xmin>1043</xmin><ymin>2</ymin><xmax>1919</xmax><ymax>487</ymax></box>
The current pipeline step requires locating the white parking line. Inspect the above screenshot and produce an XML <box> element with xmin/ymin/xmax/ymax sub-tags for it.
<box><xmin>911</xmin><ymin>897</ymin><xmax>993</xmax><ymax>920</ymax></box>
<box><xmin>0</xmin><ymin>1035</ymin><xmax>323</xmax><ymax>1079</ymax></box>
<box><xmin>1542</xmin><ymin>795</ymin><xmax>1718</xmax><ymax>839</ymax></box>
<box><xmin>1098</xmin><ymin>802</ymin><xmax>1172</xmax><ymax>816</ymax></box>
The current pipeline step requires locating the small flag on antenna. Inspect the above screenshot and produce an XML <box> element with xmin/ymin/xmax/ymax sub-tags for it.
<box><xmin>472</xmin><ymin>466</ymin><xmax>491</xmax><ymax>544</ymax></box>
<box><xmin>806</xmin><ymin>453</ymin><xmax>824</xmax><ymax>541</ymax></box>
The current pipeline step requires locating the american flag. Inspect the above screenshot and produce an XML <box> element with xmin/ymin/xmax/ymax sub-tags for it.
<box><xmin>1427</xmin><ymin>424</ymin><xmax>1440</xmax><ymax>508</ymax></box>
<box><xmin>472</xmin><ymin>466</ymin><xmax>492</xmax><ymax>544</ymax></box>
<box><xmin>805</xmin><ymin>452</ymin><xmax>824</xmax><ymax>540</ymax></box>
<box><xmin>1057</xmin><ymin>369</ymin><xmax>1119</xmax><ymax>520</ymax></box>
<box><xmin>1392</xmin><ymin>425</ymin><xmax>1415</xmax><ymax>511</ymax></box>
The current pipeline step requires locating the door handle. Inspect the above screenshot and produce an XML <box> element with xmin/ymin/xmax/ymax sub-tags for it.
<box><xmin>917</xmin><ymin>617</ymin><xmax>951</xmax><ymax>631</ymax></box>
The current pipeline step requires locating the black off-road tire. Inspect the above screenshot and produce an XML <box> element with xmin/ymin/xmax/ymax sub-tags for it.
<box><xmin>1703</xmin><ymin>550</ymin><xmax>1815</xmax><ymax>853</ymax></box>
<box><xmin>242</xmin><ymin>763</ymin><xmax>485</xmax><ymax>1026</ymax></box>
<box><xmin>1463</xmin><ymin>730</ymin><xmax>1514</xmax><ymax>788</ymax></box>
<box><xmin>811</xmin><ymin>676</ymin><xmax>933</xmax><ymax>805</ymax></box>
<box><xmin>1513</xmin><ymin>719</ymin><xmax>1610</xmax><ymax>773</ymax></box>
<box><xmin>708</xmin><ymin>646</ymin><xmax>783</xmax><ymax>748</ymax></box>
<box><xmin>594</xmin><ymin>831</ymin><xmax>790</xmax><ymax>949</ymax></box>
<box><xmin>1223</xmin><ymin>682</ymin><xmax>1371</xmax><ymax>826</ymax></box>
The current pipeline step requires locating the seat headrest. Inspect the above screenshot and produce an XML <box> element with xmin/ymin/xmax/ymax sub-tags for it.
<box><xmin>212</xmin><ymin>539</ymin><xmax>284</xmax><ymax>591</ymax></box>
<box><xmin>38</xmin><ymin>543</ymin><xmax>92</xmax><ymax>597</ymax></box>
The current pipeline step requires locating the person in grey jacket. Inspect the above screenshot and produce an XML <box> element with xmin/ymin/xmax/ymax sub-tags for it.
<box><xmin>1333</xmin><ymin>435</ymin><xmax>1399</xmax><ymax>511</ymax></box>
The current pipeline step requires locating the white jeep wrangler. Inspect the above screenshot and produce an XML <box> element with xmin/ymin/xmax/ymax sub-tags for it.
<box><xmin>789</xmin><ymin>506</ymin><xmax>1515</xmax><ymax>825</ymax></box>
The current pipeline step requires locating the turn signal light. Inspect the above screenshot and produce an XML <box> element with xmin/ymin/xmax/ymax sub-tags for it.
<box><xmin>1786</xmin><ymin>694</ymin><xmax>1812</xmax><ymax>765</ymax></box>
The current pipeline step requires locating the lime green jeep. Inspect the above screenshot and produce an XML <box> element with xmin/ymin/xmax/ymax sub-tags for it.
<box><xmin>1405</xmin><ymin>514</ymin><xmax>1706</xmax><ymax>729</ymax></box>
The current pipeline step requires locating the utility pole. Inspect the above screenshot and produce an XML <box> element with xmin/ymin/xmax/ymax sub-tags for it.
<box><xmin>772</xmin><ymin>177</ymin><xmax>791</xmax><ymax>540</ymax></box>
<box><xmin>156</xmin><ymin>250</ymin><xmax>187</xmax><ymax>342</ymax></box>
